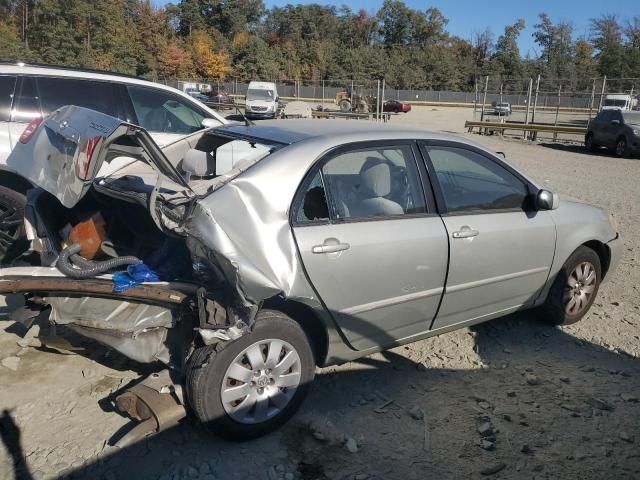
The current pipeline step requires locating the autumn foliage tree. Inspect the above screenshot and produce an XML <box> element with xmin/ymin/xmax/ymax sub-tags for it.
<box><xmin>188</xmin><ymin>30</ymin><xmax>232</xmax><ymax>80</ymax></box>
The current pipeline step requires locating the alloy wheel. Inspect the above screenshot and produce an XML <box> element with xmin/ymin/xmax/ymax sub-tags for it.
<box><xmin>616</xmin><ymin>139</ymin><xmax>626</xmax><ymax>157</ymax></box>
<box><xmin>564</xmin><ymin>262</ymin><xmax>597</xmax><ymax>316</ymax></box>
<box><xmin>221</xmin><ymin>339</ymin><xmax>302</xmax><ymax>424</ymax></box>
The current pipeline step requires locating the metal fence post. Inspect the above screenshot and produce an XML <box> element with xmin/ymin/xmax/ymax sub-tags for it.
<box><xmin>598</xmin><ymin>76</ymin><xmax>607</xmax><ymax>111</ymax></box>
<box><xmin>381</xmin><ymin>79</ymin><xmax>386</xmax><ymax>122</ymax></box>
<box><xmin>553</xmin><ymin>84</ymin><xmax>562</xmax><ymax>141</ymax></box>
<box><xmin>524</xmin><ymin>78</ymin><xmax>533</xmax><ymax>139</ymax></box>
<box><xmin>588</xmin><ymin>78</ymin><xmax>596</xmax><ymax>120</ymax></box>
<box><xmin>322</xmin><ymin>79</ymin><xmax>325</xmax><ymax>111</ymax></box>
<box><xmin>480</xmin><ymin>76</ymin><xmax>489</xmax><ymax>123</ymax></box>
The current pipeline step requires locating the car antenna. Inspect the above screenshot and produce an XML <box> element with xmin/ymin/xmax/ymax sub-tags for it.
<box><xmin>233</xmin><ymin>98</ymin><xmax>255</xmax><ymax>127</ymax></box>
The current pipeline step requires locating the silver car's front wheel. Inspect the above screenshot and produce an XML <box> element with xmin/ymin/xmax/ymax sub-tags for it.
<box><xmin>221</xmin><ymin>339</ymin><xmax>302</xmax><ymax>424</ymax></box>
<box><xmin>541</xmin><ymin>246</ymin><xmax>602</xmax><ymax>325</ymax></box>
<box><xmin>186</xmin><ymin>310</ymin><xmax>315</xmax><ymax>440</ymax></box>
<box><xmin>564</xmin><ymin>262</ymin><xmax>597</xmax><ymax>316</ymax></box>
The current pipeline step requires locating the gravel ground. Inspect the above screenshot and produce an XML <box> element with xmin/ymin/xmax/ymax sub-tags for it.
<box><xmin>1</xmin><ymin>106</ymin><xmax>639</xmax><ymax>480</ymax></box>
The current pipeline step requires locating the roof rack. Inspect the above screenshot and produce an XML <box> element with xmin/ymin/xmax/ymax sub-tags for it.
<box><xmin>0</xmin><ymin>61</ymin><xmax>143</xmax><ymax>81</ymax></box>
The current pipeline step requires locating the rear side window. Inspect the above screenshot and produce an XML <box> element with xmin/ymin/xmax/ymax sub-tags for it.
<box><xmin>0</xmin><ymin>75</ymin><xmax>17</xmax><ymax>122</ymax></box>
<box><xmin>426</xmin><ymin>146</ymin><xmax>528</xmax><ymax>213</ymax></box>
<box><xmin>12</xmin><ymin>76</ymin><xmax>41</xmax><ymax>122</ymax></box>
<box><xmin>126</xmin><ymin>85</ymin><xmax>206</xmax><ymax>134</ymax></box>
<box><xmin>295</xmin><ymin>145</ymin><xmax>426</xmax><ymax>223</ymax></box>
<box><xmin>37</xmin><ymin>77</ymin><xmax>121</xmax><ymax>117</ymax></box>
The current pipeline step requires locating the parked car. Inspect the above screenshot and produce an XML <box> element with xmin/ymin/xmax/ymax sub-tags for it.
<box><xmin>383</xmin><ymin>100</ymin><xmax>411</xmax><ymax>113</ymax></box>
<box><xmin>0</xmin><ymin>62</ymin><xmax>227</xmax><ymax>263</ymax></box>
<box><xmin>585</xmin><ymin>109</ymin><xmax>640</xmax><ymax>157</ymax></box>
<box><xmin>208</xmin><ymin>86</ymin><xmax>233</xmax><ymax>109</ymax></box>
<box><xmin>2</xmin><ymin>108</ymin><xmax>621</xmax><ymax>441</ymax></box>
<box><xmin>185</xmin><ymin>88</ymin><xmax>209</xmax><ymax>103</ymax></box>
<box><xmin>492</xmin><ymin>102</ymin><xmax>511</xmax><ymax>116</ymax></box>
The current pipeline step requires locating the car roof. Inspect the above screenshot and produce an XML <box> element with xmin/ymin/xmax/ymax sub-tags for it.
<box><xmin>1</xmin><ymin>62</ymin><xmax>228</xmax><ymax>119</ymax></box>
<box><xmin>213</xmin><ymin>119</ymin><xmax>470</xmax><ymax>146</ymax></box>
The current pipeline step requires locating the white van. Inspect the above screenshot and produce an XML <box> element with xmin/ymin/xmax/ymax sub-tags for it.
<box><xmin>602</xmin><ymin>94</ymin><xmax>637</xmax><ymax>111</ymax></box>
<box><xmin>245</xmin><ymin>81</ymin><xmax>279</xmax><ymax>119</ymax></box>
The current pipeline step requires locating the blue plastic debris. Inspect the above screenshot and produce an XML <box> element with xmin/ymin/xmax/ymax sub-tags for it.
<box><xmin>113</xmin><ymin>263</ymin><xmax>160</xmax><ymax>292</ymax></box>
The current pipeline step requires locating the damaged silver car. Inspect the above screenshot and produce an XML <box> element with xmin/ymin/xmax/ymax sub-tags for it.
<box><xmin>0</xmin><ymin>106</ymin><xmax>622</xmax><ymax>441</ymax></box>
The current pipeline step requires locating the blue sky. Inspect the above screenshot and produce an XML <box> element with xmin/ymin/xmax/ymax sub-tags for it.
<box><xmin>153</xmin><ymin>0</ymin><xmax>637</xmax><ymax>57</ymax></box>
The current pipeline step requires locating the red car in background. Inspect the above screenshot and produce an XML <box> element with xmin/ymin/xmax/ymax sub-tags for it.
<box><xmin>383</xmin><ymin>100</ymin><xmax>411</xmax><ymax>113</ymax></box>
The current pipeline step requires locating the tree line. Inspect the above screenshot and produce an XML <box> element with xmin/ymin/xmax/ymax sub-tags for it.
<box><xmin>1</xmin><ymin>0</ymin><xmax>639</xmax><ymax>92</ymax></box>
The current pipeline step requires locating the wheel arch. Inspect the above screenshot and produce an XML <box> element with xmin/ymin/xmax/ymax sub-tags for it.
<box><xmin>261</xmin><ymin>296</ymin><xmax>329</xmax><ymax>367</ymax></box>
<box><xmin>582</xmin><ymin>239</ymin><xmax>611</xmax><ymax>280</ymax></box>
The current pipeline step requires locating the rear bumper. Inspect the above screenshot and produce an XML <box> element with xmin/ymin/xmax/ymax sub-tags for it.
<box><xmin>604</xmin><ymin>233</ymin><xmax>622</xmax><ymax>283</ymax></box>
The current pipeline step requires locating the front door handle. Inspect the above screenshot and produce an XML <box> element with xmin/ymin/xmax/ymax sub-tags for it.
<box><xmin>452</xmin><ymin>226</ymin><xmax>479</xmax><ymax>239</ymax></box>
<box><xmin>312</xmin><ymin>238</ymin><xmax>350</xmax><ymax>254</ymax></box>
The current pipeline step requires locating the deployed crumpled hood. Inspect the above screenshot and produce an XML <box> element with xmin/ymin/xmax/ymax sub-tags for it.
<box><xmin>7</xmin><ymin>105</ymin><xmax>190</xmax><ymax>208</ymax></box>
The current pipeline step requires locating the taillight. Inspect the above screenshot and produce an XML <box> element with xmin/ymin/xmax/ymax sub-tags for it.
<box><xmin>18</xmin><ymin>117</ymin><xmax>43</xmax><ymax>144</ymax></box>
<box><xmin>75</xmin><ymin>135</ymin><xmax>102</xmax><ymax>180</ymax></box>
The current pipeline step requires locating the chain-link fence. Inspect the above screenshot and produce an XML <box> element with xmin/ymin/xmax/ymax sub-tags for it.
<box><xmin>149</xmin><ymin>75</ymin><xmax>639</xmax><ymax>127</ymax></box>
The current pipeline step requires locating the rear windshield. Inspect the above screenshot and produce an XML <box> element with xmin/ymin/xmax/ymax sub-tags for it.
<box><xmin>189</xmin><ymin>132</ymin><xmax>283</xmax><ymax>194</ymax></box>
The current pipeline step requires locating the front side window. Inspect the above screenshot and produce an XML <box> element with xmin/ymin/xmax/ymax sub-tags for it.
<box><xmin>37</xmin><ymin>77</ymin><xmax>120</xmax><ymax>117</ymax></box>
<box><xmin>426</xmin><ymin>145</ymin><xmax>528</xmax><ymax>213</ymax></box>
<box><xmin>296</xmin><ymin>145</ymin><xmax>426</xmax><ymax>223</ymax></box>
<box><xmin>127</xmin><ymin>85</ymin><xmax>206</xmax><ymax>134</ymax></box>
<box><xmin>0</xmin><ymin>75</ymin><xmax>16</xmax><ymax>122</ymax></box>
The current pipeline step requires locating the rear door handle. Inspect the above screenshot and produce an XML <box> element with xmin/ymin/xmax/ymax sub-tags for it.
<box><xmin>312</xmin><ymin>238</ymin><xmax>350</xmax><ymax>254</ymax></box>
<box><xmin>452</xmin><ymin>227</ymin><xmax>479</xmax><ymax>239</ymax></box>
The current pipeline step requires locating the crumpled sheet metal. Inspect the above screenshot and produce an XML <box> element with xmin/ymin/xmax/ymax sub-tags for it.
<box><xmin>44</xmin><ymin>295</ymin><xmax>175</xmax><ymax>332</ymax></box>
<box><xmin>187</xmin><ymin>141</ymin><xmax>323</xmax><ymax>313</ymax></box>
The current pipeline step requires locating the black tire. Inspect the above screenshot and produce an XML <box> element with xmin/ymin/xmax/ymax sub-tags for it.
<box><xmin>585</xmin><ymin>133</ymin><xmax>596</xmax><ymax>152</ymax></box>
<box><xmin>541</xmin><ymin>246</ymin><xmax>601</xmax><ymax>326</ymax></box>
<box><xmin>0</xmin><ymin>185</ymin><xmax>28</xmax><ymax>265</ymax></box>
<box><xmin>614</xmin><ymin>136</ymin><xmax>629</xmax><ymax>158</ymax></box>
<box><xmin>186</xmin><ymin>309</ymin><xmax>315</xmax><ymax>440</ymax></box>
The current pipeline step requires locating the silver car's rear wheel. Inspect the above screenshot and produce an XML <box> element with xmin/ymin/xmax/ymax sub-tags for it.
<box><xmin>221</xmin><ymin>339</ymin><xmax>302</xmax><ymax>424</ymax></box>
<box><xmin>564</xmin><ymin>262</ymin><xmax>597</xmax><ymax>316</ymax></box>
<box><xmin>186</xmin><ymin>310</ymin><xmax>315</xmax><ymax>440</ymax></box>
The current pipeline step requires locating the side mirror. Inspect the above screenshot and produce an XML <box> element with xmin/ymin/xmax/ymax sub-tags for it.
<box><xmin>611</xmin><ymin>119</ymin><xmax>620</xmax><ymax>125</ymax></box>
<box><xmin>201</xmin><ymin>118</ymin><xmax>219</xmax><ymax>129</ymax></box>
<box><xmin>537</xmin><ymin>189</ymin><xmax>560</xmax><ymax>210</ymax></box>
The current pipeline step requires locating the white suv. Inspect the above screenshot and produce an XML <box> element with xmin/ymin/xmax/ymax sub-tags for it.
<box><xmin>0</xmin><ymin>63</ymin><xmax>227</xmax><ymax>261</ymax></box>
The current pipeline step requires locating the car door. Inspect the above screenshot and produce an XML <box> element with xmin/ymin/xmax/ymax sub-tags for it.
<box><xmin>292</xmin><ymin>142</ymin><xmax>449</xmax><ymax>351</ymax></box>
<box><xmin>421</xmin><ymin>142</ymin><xmax>556</xmax><ymax>330</ymax></box>
<box><xmin>0</xmin><ymin>75</ymin><xmax>17</xmax><ymax>164</ymax></box>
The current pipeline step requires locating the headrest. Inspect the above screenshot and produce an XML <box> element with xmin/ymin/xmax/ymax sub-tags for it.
<box><xmin>182</xmin><ymin>149</ymin><xmax>215</xmax><ymax>179</ymax></box>
<box><xmin>360</xmin><ymin>158</ymin><xmax>391</xmax><ymax>197</ymax></box>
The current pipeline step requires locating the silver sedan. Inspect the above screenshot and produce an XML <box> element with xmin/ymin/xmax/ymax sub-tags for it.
<box><xmin>2</xmin><ymin>106</ymin><xmax>621</xmax><ymax>440</ymax></box>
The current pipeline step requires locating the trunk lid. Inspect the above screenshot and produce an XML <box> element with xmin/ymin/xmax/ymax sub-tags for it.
<box><xmin>7</xmin><ymin>105</ymin><xmax>191</xmax><ymax>208</ymax></box>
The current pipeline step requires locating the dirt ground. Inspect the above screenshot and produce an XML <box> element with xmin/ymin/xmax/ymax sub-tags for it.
<box><xmin>1</xmin><ymin>106</ymin><xmax>639</xmax><ymax>480</ymax></box>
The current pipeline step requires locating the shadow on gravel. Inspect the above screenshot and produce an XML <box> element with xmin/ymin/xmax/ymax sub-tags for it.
<box><xmin>0</xmin><ymin>310</ymin><xmax>634</xmax><ymax>480</ymax></box>
<box><xmin>537</xmin><ymin>142</ymin><xmax>638</xmax><ymax>160</ymax></box>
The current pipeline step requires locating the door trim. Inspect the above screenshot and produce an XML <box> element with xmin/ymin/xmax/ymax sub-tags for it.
<box><xmin>340</xmin><ymin>286</ymin><xmax>444</xmax><ymax>316</ymax></box>
<box><xmin>446</xmin><ymin>266</ymin><xmax>549</xmax><ymax>294</ymax></box>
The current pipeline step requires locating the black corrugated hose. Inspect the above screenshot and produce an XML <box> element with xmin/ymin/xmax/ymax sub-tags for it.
<box><xmin>56</xmin><ymin>243</ymin><xmax>142</xmax><ymax>279</ymax></box>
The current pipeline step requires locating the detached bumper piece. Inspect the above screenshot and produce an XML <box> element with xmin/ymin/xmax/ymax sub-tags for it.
<box><xmin>114</xmin><ymin>370</ymin><xmax>187</xmax><ymax>448</ymax></box>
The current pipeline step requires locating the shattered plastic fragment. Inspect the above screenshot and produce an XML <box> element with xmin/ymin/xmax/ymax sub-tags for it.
<box><xmin>113</xmin><ymin>263</ymin><xmax>160</xmax><ymax>292</ymax></box>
